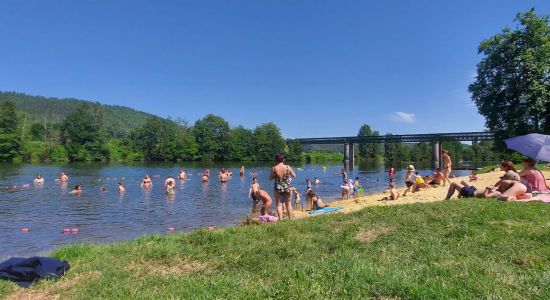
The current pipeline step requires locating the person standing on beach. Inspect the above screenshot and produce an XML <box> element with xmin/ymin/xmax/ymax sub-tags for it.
<box><xmin>269</xmin><ymin>154</ymin><xmax>296</xmax><ymax>220</ymax></box>
<box><xmin>403</xmin><ymin>165</ymin><xmax>416</xmax><ymax>196</ymax></box>
<box><xmin>442</xmin><ymin>150</ymin><xmax>452</xmax><ymax>186</ymax></box>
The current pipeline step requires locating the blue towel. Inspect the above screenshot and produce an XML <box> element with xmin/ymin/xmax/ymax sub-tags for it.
<box><xmin>0</xmin><ymin>257</ymin><xmax>70</xmax><ymax>287</ymax></box>
<box><xmin>308</xmin><ymin>206</ymin><xmax>345</xmax><ymax>215</ymax></box>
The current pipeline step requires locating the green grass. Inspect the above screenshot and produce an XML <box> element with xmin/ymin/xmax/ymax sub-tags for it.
<box><xmin>2</xmin><ymin>200</ymin><xmax>550</xmax><ymax>299</ymax></box>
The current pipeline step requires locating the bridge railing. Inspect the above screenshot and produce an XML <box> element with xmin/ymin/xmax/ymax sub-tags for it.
<box><xmin>295</xmin><ymin>131</ymin><xmax>493</xmax><ymax>144</ymax></box>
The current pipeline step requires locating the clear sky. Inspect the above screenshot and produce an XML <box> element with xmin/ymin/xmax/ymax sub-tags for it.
<box><xmin>0</xmin><ymin>1</ymin><xmax>548</xmax><ymax>138</ymax></box>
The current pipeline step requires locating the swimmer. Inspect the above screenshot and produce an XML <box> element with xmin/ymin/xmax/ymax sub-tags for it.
<box><xmin>59</xmin><ymin>172</ymin><xmax>69</xmax><ymax>182</ymax></box>
<box><xmin>69</xmin><ymin>184</ymin><xmax>82</xmax><ymax>195</ymax></box>
<box><xmin>204</xmin><ymin>169</ymin><xmax>211</xmax><ymax>177</ymax></box>
<box><xmin>141</xmin><ymin>175</ymin><xmax>153</xmax><ymax>188</ymax></box>
<box><xmin>164</xmin><ymin>176</ymin><xmax>176</xmax><ymax>189</ymax></box>
<box><xmin>240</xmin><ymin>166</ymin><xmax>245</xmax><ymax>177</ymax></box>
<box><xmin>201</xmin><ymin>175</ymin><xmax>209</xmax><ymax>183</ymax></box>
<box><xmin>219</xmin><ymin>171</ymin><xmax>228</xmax><ymax>183</ymax></box>
<box><xmin>118</xmin><ymin>182</ymin><xmax>126</xmax><ymax>193</ymax></box>
<box><xmin>178</xmin><ymin>169</ymin><xmax>186</xmax><ymax>181</ymax></box>
<box><xmin>314</xmin><ymin>177</ymin><xmax>321</xmax><ymax>185</ymax></box>
<box><xmin>100</xmin><ymin>187</ymin><xmax>107</xmax><ymax>192</ymax></box>
<box><xmin>33</xmin><ymin>174</ymin><xmax>44</xmax><ymax>184</ymax></box>
<box><xmin>165</xmin><ymin>181</ymin><xmax>175</xmax><ymax>195</ymax></box>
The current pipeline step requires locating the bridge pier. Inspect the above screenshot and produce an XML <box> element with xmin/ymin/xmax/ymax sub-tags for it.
<box><xmin>344</xmin><ymin>143</ymin><xmax>349</xmax><ymax>165</ymax></box>
<box><xmin>349</xmin><ymin>143</ymin><xmax>355</xmax><ymax>163</ymax></box>
<box><xmin>431</xmin><ymin>141</ymin><xmax>441</xmax><ymax>169</ymax></box>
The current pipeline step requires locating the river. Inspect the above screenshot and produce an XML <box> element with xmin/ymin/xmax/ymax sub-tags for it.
<box><xmin>0</xmin><ymin>161</ymin><xmax>479</xmax><ymax>258</ymax></box>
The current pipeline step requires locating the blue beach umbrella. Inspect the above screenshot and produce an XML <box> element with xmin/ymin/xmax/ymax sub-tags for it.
<box><xmin>504</xmin><ymin>133</ymin><xmax>550</xmax><ymax>162</ymax></box>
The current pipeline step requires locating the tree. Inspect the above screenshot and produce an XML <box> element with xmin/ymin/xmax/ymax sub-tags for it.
<box><xmin>285</xmin><ymin>139</ymin><xmax>304</xmax><ymax>161</ymax></box>
<box><xmin>0</xmin><ymin>101</ymin><xmax>22</xmax><ymax>161</ymax></box>
<box><xmin>193</xmin><ymin>114</ymin><xmax>230</xmax><ymax>161</ymax></box>
<box><xmin>357</xmin><ymin>124</ymin><xmax>381</xmax><ymax>159</ymax></box>
<box><xmin>253</xmin><ymin>123</ymin><xmax>286</xmax><ymax>161</ymax></box>
<box><xmin>469</xmin><ymin>9</ymin><xmax>550</xmax><ymax>149</ymax></box>
<box><xmin>60</xmin><ymin>103</ymin><xmax>108</xmax><ymax>161</ymax></box>
<box><xmin>384</xmin><ymin>134</ymin><xmax>403</xmax><ymax>163</ymax></box>
<box><xmin>226</xmin><ymin>126</ymin><xmax>254</xmax><ymax>161</ymax></box>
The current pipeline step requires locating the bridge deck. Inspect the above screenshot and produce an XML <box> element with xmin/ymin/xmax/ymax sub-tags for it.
<box><xmin>295</xmin><ymin>132</ymin><xmax>492</xmax><ymax>144</ymax></box>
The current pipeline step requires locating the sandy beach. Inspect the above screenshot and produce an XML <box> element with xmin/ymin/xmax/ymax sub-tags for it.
<box><xmin>292</xmin><ymin>168</ymin><xmax>550</xmax><ymax>219</ymax></box>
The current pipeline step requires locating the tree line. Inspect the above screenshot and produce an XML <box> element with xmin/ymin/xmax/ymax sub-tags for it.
<box><xmin>0</xmin><ymin>102</ymin><xmax>303</xmax><ymax>163</ymax></box>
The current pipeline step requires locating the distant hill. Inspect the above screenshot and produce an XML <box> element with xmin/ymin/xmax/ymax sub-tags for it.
<box><xmin>0</xmin><ymin>91</ymin><xmax>156</xmax><ymax>135</ymax></box>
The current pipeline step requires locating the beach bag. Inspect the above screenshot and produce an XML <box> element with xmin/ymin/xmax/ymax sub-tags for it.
<box><xmin>0</xmin><ymin>257</ymin><xmax>70</xmax><ymax>287</ymax></box>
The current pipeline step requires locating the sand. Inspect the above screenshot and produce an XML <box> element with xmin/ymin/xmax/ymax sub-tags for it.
<box><xmin>291</xmin><ymin>169</ymin><xmax>550</xmax><ymax>219</ymax></box>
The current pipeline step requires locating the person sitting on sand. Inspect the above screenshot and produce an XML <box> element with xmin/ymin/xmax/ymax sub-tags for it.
<box><xmin>178</xmin><ymin>169</ymin><xmax>186</xmax><ymax>181</ymax></box>
<box><xmin>307</xmin><ymin>190</ymin><xmax>326</xmax><ymax>210</ymax></box>
<box><xmin>413</xmin><ymin>172</ymin><xmax>428</xmax><ymax>192</ymax></box>
<box><xmin>141</xmin><ymin>175</ymin><xmax>153</xmax><ymax>188</ymax></box>
<box><xmin>33</xmin><ymin>174</ymin><xmax>44</xmax><ymax>184</ymax></box>
<box><xmin>269</xmin><ymin>154</ymin><xmax>297</xmax><ymax>220</ymax></box>
<box><xmin>380</xmin><ymin>183</ymin><xmax>399</xmax><ymax>201</ymax></box>
<box><xmin>118</xmin><ymin>182</ymin><xmax>126</xmax><ymax>193</ymax></box>
<box><xmin>249</xmin><ymin>177</ymin><xmax>272</xmax><ymax>215</ymax></box>
<box><xmin>469</xmin><ymin>170</ymin><xmax>478</xmax><ymax>182</ymax></box>
<box><xmin>341</xmin><ymin>180</ymin><xmax>351</xmax><ymax>200</ymax></box>
<box><xmin>59</xmin><ymin>172</ymin><xmax>69</xmax><ymax>182</ymax></box>
<box><xmin>518</xmin><ymin>158</ymin><xmax>549</xmax><ymax>192</ymax></box>
<box><xmin>69</xmin><ymin>184</ymin><xmax>82</xmax><ymax>195</ymax></box>
<box><xmin>429</xmin><ymin>169</ymin><xmax>444</xmax><ymax>186</ymax></box>
<box><xmin>403</xmin><ymin>165</ymin><xmax>416</xmax><ymax>196</ymax></box>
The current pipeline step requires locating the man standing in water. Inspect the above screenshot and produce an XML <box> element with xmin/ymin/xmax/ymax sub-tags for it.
<box><xmin>269</xmin><ymin>154</ymin><xmax>296</xmax><ymax>220</ymax></box>
<box><xmin>59</xmin><ymin>172</ymin><xmax>69</xmax><ymax>182</ymax></box>
<box><xmin>442</xmin><ymin>150</ymin><xmax>452</xmax><ymax>186</ymax></box>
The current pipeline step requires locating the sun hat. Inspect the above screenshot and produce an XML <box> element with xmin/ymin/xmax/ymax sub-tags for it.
<box><xmin>407</xmin><ymin>165</ymin><xmax>415</xmax><ymax>171</ymax></box>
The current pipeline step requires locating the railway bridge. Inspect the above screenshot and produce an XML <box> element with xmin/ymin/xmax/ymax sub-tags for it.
<box><xmin>295</xmin><ymin>132</ymin><xmax>493</xmax><ymax>169</ymax></box>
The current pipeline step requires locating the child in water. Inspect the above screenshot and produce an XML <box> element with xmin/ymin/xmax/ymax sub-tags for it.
<box><xmin>118</xmin><ymin>182</ymin><xmax>126</xmax><ymax>192</ymax></box>
<box><xmin>69</xmin><ymin>185</ymin><xmax>82</xmax><ymax>195</ymax></box>
<box><xmin>165</xmin><ymin>181</ymin><xmax>175</xmax><ymax>195</ymax></box>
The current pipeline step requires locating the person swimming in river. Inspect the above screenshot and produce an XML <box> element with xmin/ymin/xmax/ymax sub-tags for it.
<box><xmin>141</xmin><ymin>175</ymin><xmax>153</xmax><ymax>188</ymax></box>
<box><xmin>59</xmin><ymin>172</ymin><xmax>69</xmax><ymax>183</ymax></box>
<box><xmin>313</xmin><ymin>177</ymin><xmax>321</xmax><ymax>185</ymax></box>
<box><xmin>249</xmin><ymin>177</ymin><xmax>272</xmax><ymax>215</ymax></box>
<box><xmin>164</xmin><ymin>176</ymin><xmax>176</xmax><ymax>189</ymax></box>
<box><xmin>240</xmin><ymin>166</ymin><xmax>245</xmax><ymax>177</ymax></box>
<box><xmin>219</xmin><ymin>171</ymin><xmax>228</xmax><ymax>183</ymax></box>
<box><xmin>269</xmin><ymin>154</ymin><xmax>297</xmax><ymax>220</ymax></box>
<box><xmin>165</xmin><ymin>181</ymin><xmax>175</xmax><ymax>195</ymax></box>
<box><xmin>69</xmin><ymin>184</ymin><xmax>82</xmax><ymax>195</ymax></box>
<box><xmin>118</xmin><ymin>182</ymin><xmax>126</xmax><ymax>193</ymax></box>
<box><xmin>204</xmin><ymin>169</ymin><xmax>211</xmax><ymax>177</ymax></box>
<box><xmin>178</xmin><ymin>169</ymin><xmax>186</xmax><ymax>181</ymax></box>
<box><xmin>33</xmin><ymin>174</ymin><xmax>44</xmax><ymax>184</ymax></box>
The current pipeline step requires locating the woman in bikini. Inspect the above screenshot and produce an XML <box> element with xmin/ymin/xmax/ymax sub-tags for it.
<box><xmin>269</xmin><ymin>154</ymin><xmax>296</xmax><ymax>220</ymax></box>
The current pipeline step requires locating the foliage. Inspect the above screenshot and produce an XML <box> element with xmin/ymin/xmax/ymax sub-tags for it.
<box><xmin>285</xmin><ymin>139</ymin><xmax>304</xmax><ymax>161</ymax></box>
<box><xmin>3</xmin><ymin>200</ymin><xmax>550</xmax><ymax>299</ymax></box>
<box><xmin>193</xmin><ymin>114</ymin><xmax>231</xmax><ymax>161</ymax></box>
<box><xmin>0</xmin><ymin>101</ymin><xmax>22</xmax><ymax>161</ymax></box>
<box><xmin>252</xmin><ymin>123</ymin><xmax>286</xmax><ymax>161</ymax></box>
<box><xmin>60</xmin><ymin>103</ymin><xmax>108</xmax><ymax>161</ymax></box>
<box><xmin>469</xmin><ymin>9</ymin><xmax>550</xmax><ymax>149</ymax></box>
<box><xmin>357</xmin><ymin>124</ymin><xmax>381</xmax><ymax>159</ymax></box>
<box><xmin>226</xmin><ymin>126</ymin><xmax>255</xmax><ymax>161</ymax></box>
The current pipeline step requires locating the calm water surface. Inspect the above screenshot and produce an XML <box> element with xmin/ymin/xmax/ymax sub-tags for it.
<box><xmin>0</xmin><ymin>162</ymin><xmax>475</xmax><ymax>258</ymax></box>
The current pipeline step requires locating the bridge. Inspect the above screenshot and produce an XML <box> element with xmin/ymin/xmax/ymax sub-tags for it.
<box><xmin>295</xmin><ymin>131</ymin><xmax>493</xmax><ymax>168</ymax></box>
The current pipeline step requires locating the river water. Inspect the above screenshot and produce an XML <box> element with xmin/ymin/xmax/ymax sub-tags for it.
<box><xmin>0</xmin><ymin>162</ymin><xmax>477</xmax><ymax>258</ymax></box>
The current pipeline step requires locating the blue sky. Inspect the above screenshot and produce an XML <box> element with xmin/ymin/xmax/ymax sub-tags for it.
<box><xmin>0</xmin><ymin>1</ymin><xmax>548</xmax><ymax>138</ymax></box>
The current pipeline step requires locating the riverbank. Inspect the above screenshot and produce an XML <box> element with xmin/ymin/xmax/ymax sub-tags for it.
<box><xmin>292</xmin><ymin>168</ymin><xmax>550</xmax><ymax>219</ymax></box>
<box><xmin>2</xmin><ymin>198</ymin><xmax>550</xmax><ymax>299</ymax></box>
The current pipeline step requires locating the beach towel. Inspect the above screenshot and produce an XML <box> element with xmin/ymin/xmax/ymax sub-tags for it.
<box><xmin>308</xmin><ymin>206</ymin><xmax>344</xmax><ymax>215</ymax></box>
<box><xmin>0</xmin><ymin>257</ymin><xmax>70</xmax><ymax>287</ymax></box>
<box><xmin>258</xmin><ymin>215</ymin><xmax>279</xmax><ymax>222</ymax></box>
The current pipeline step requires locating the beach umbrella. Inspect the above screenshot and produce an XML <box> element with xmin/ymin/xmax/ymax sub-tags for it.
<box><xmin>504</xmin><ymin>133</ymin><xmax>550</xmax><ymax>162</ymax></box>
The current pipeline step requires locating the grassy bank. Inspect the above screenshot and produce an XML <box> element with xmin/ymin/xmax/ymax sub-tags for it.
<box><xmin>2</xmin><ymin>200</ymin><xmax>550</xmax><ymax>299</ymax></box>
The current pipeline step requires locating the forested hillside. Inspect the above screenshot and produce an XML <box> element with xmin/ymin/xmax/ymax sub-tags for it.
<box><xmin>0</xmin><ymin>92</ymin><xmax>154</xmax><ymax>136</ymax></box>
